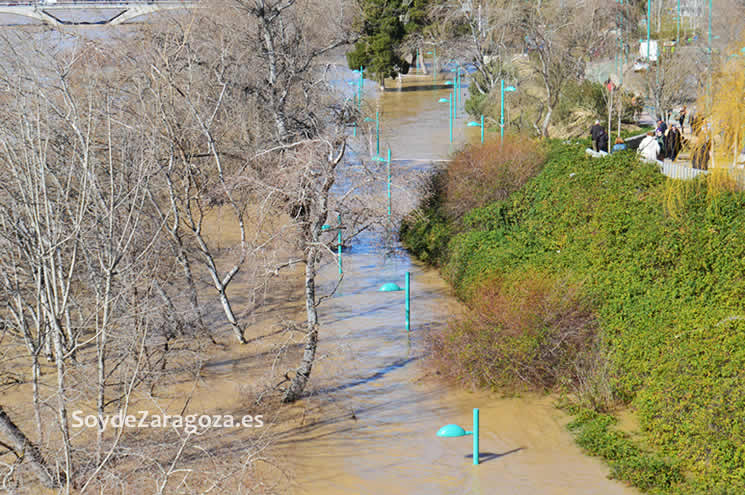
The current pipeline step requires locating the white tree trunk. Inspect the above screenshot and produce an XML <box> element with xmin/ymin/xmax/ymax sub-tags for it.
<box><xmin>0</xmin><ymin>406</ymin><xmax>60</xmax><ymax>489</ymax></box>
<box><xmin>282</xmin><ymin>247</ymin><xmax>319</xmax><ymax>403</ymax></box>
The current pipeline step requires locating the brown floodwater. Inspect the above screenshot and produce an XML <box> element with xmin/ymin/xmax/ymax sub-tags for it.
<box><xmin>273</xmin><ymin>67</ymin><xmax>639</xmax><ymax>495</ymax></box>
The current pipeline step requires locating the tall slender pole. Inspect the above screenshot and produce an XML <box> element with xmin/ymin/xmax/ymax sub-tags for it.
<box><xmin>375</xmin><ymin>110</ymin><xmax>380</xmax><ymax>156</ymax></box>
<box><xmin>646</xmin><ymin>0</ymin><xmax>651</xmax><ymax>64</ymax></box>
<box><xmin>456</xmin><ymin>68</ymin><xmax>460</xmax><ymax>105</ymax></box>
<box><xmin>405</xmin><ymin>271</ymin><xmax>410</xmax><ymax>331</ymax></box>
<box><xmin>386</xmin><ymin>148</ymin><xmax>392</xmax><ymax>221</ymax></box>
<box><xmin>452</xmin><ymin>86</ymin><xmax>457</xmax><ymax>120</ymax></box>
<box><xmin>433</xmin><ymin>46</ymin><xmax>437</xmax><ymax>81</ymax></box>
<box><xmin>708</xmin><ymin>0</ymin><xmax>712</xmax><ymax>52</ymax></box>
<box><xmin>337</xmin><ymin>213</ymin><xmax>342</xmax><ymax>275</ymax></box>
<box><xmin>480</xmin><ymin>114</ymin><xmax>484</xmax><ymax>144</ymax></box>
<box><xmin>676</xmin><ymin>0</ymin><xmax>680</xmax><ymax>45</ymax></box>
<box><xmin>707</xmin><ymin>0</ymin><xmax>712</xmax><ymax>135</ymax></box>
<box><xmin>449</xmin><ymin>94</ymin><xmax>453</xmax><ymax>143</ymax></box>
<box><xmin>358</xmin><ymin>66</ymin><xmax>364</xmax><ymax>108</ymax></box>
<box><xmin>500</xmin><ymin>79</ymin><xmax>505</xmax><ymax>145</ymax></box>
<box><xmin>473</xmin><ymin>408</ymin><xmax>479</xmax><ymax>465</ymax></box>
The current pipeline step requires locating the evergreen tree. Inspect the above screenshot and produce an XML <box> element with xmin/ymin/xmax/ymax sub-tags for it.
<box><xmin>347</xmin><ymin>0</ymin><xmax>431</xmax><ymax>86</ymax></box>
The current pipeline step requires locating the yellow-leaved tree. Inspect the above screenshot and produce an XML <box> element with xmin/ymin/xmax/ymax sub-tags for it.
<box><xmin>692</xmin><ymin>41</ymin><xmax>745</xmax><ymax>173</ymax></box>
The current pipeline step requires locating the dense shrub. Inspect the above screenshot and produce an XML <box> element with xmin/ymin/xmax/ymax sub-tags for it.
<box><xmin>429</xmin><ymin>271</ymin><xmax>597</xmax><ymax>390</ymax></box>
<box><xmin>401</xmin><ymin>136</ymin><xmax>547</xmax><ymax>264</ymax></box>
<box><xmin>444</xmin><ymin>137</ymin><xmax>547</xmax><ymax>220</ymax></box>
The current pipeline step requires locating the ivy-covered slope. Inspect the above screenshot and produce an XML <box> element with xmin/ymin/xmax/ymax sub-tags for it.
<box><xmin>402</xmin><ymin>144</ymin><xmax>745</xmax><ymax>493</ymax></box>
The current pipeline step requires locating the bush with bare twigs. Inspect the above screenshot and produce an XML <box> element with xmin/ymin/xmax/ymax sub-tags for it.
<box><xmin>444</xmin><ymin>137</ymin><xmax>548</xmax><ymax>221</ymax></box>
<box><xmin>428</xmin><ymin>271</ymin><xmax>598</xmax><ymax>391</ymax></box>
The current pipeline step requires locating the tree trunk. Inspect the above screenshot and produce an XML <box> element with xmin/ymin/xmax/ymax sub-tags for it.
<box><xmin>51</xmin><ymin>321</ymin><xmax>72</xmax><ymax>494</ymax></box>
<box><xmin>282</xmin><ymin>248</ymin><xmax>319</xmax><ymax>403</ymax></box>
<box><xmin>219</xmin><ymin>289</ymin><xmax>247</xmax><ymax>344</ymax></box>
<box><xmin>0</xmin><ymin>405</ymin><xmax>60</xmax><ymax>489</ymax></box>
<box><xmin>541</xmin><ymin>105</ymin><xmax>553</xmax><ymax>138</ymax></box>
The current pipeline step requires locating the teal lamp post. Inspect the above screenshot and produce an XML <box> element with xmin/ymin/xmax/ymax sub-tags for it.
<box><xmin>426</xmin><ymin>47</ymin><xmax>437</xmax><ymax>81</ymax></box>
<box><xmin>646</xmin><ymin>0</ymin><xmax>651</xmax><ymax>65</ymax></box>
<box><xmin>500</xmin><ymin>80</ymin><xmax>517</xmax><ymax>144</ymax></box>
<box><xmin>364</xmin><ymin>111</ymin><xmax>380</xmax><ymax>155</ymax></box>
<box><xmin>378</xmin><ymin>271</ymin><xmax>411</xmax><ymax>331</ymax></box>
<box><xmin>352</xmin><ymin>67</ymin><xmax>364</xmax><ymax>108</ymax></box>
<box><xmin>437</xmin><ymin>408</ymin><xmax>480</xmax><ymax>465</ymax></box>
<box><xmin>372</xmin><ymin>148</ymin><xmax>392</xmax><ymax>222</ymax></box>
<box><xmin>443</xmin><ymin>80</ymin><xmax>457</xmax><ymax>119</ymax></box>
<box><xmin>438</xmin><ymin>92</ymin><xmax>454</xmax><ymax>143</ymax></box>
<box><xmin>450</xmin><ymin>66</ymin><xmax>462</xmax><ymax>106</ymax></box>
<box><xmin>467</xmin><ymin>115</ymin><xmax>485</xmax><ymax>144</ymax></box>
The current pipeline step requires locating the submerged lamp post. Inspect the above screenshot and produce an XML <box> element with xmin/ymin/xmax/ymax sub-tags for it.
<box><xmin>438</xmin><ymin>92</ymin><xmax>454</xmax><ymax>143</ymax></box>
<box><xmin>451</xmin><ymin>66</ymin><xmax>462</xmax><ymax>106</ymax></box>
<box><xmin>364</xmin><ymin>111</ymin><xmax>380</xmax><ymax>156</ymax></box>
<box><xmin>467</xmin><ymin>115</ymin><xmax>485</xmax><ymax>144</ymax></box>
<box><xmin>378</xmin><ymin>271</ymin><xmax>410</xmax><ymax>331</ymax></box>
<box><xmin>352</xmin><ymin>67</ymin><xmax>364</xmax><ymax>108</ymax></box>
<box><xmin>437</xmin><ymin>408</ymin><xmax>480</xmax><ymax>465</ymax></box>
<box><xmin>426</xmin><ymin>47</ymin><xmax>437</xmax><ymax>81</ymax></box>
<box><xmin>443</xmin><ymin>80</ymin><xmax>456</xmax><ymax>119</ymax></box>
<box><xmin>372</xmin><ymin>148</ymin><xmax>392</xmax><ymax>221</ymax></box>
<box><xmin>500</xmin><ymin>80</ymin><xmax>517</xmax><ymax>144</ymax></box>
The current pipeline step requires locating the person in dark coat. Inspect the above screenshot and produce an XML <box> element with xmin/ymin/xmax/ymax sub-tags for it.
<box><xmin>656</xmin><ymin>119</ymin><xmax>668</xmax><ymax>135</ymax></box>
<box><xmin>665</xmin><ymin>125</ymin><xmax>682</xmax><ymax>161</ymax></box>
<box><xmin>597</xmin><ymin>128</ymin><xmax>609</xmax><ymax>152</ymax></box>
<box><xmin>678</xmin><ymin>106</ymin><xmax>687</xmax><ymax>133</ymax></box>
<box><xmin>590</xmin><ymin>120</ymin><xmax>604</xmax><ymax>151</ymax></box>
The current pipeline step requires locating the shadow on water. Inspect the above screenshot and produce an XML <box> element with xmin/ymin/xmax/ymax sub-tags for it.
<box><xmin>466</xmin><ymin>448</ymin><xmax>526</xmax><ymax>464</ymax></box>
<box><xmin>315</xmin><ymin>357</ymin><xmax>418</xmax><ymax>395</ymax></box>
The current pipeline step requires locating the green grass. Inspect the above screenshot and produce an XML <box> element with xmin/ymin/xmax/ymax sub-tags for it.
<box><xmin>401</xmin><ymin>142</ymin><xmax>745</xmax><ymax>493</ymax></box>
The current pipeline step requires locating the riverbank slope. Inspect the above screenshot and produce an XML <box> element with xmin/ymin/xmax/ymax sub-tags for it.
<box><xmin>401</xmin><ymin>141</ymin><xmax>745</xmax><ymax>494</ymax></box>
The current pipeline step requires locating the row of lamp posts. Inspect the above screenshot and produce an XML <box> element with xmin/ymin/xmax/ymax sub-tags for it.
<box><xmin>343</xmin><ymin>53</ymin><xmax>504</xmax><ymax>465</ymax></box>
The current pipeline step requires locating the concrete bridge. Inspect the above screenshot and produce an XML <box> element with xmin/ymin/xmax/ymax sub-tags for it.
<box><xmin>0</xmin><ymin>1</ymin><xmax>197</xmax><ymax>25</ymax></box>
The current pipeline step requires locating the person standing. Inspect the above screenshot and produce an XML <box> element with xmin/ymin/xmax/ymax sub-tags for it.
<box><xmin>666</xmin><ymin>125</ymin><xmax>682</xmax><ymax>161</ymax></box>
<box><xmin>638</xmin><ymin>131</ymin><xmax>660</xmax><ymax>162</ymax></box>
<box><xmin>656</xmin><ymin>118</ymin><xmax>668</xmax><ymax>135</ymax></box>
<box><xmin>678</xmin><ymin>105</ymin><xmax>687</xmax><ymax>133</ymax></box>
<box><xmin>598</xmin><ymin>128</ymin><xmax>609</xmax><ymax>152</ymax></box>
<box><xmin>590</xmin><ymin>120</ymin><xmax>604</xmax><ymax>151</ymax></box>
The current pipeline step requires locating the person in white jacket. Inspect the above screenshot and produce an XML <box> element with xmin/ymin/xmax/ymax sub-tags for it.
<box><xmin>637</xmin><ymin>131</ymin><xmax>660</xmax><ymax>163</ymax></box>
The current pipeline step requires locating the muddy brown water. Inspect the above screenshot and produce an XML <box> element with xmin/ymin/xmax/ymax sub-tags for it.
<box><xmin>273</xmin><ymin>68</ymin><xmax>639</xmax><ymax>495</ymax></box>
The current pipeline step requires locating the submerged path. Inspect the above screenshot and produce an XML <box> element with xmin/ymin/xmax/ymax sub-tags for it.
<box><xmin>275</xmin><ymin>68</ymin><xmax>640</xmax><ymax>495</ymax></box>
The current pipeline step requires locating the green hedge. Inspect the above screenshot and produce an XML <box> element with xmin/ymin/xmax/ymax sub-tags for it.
<box><xmin>401</xmin><ymin>143</ymin><xmax>745</xmax><ymax>492</ymax></box>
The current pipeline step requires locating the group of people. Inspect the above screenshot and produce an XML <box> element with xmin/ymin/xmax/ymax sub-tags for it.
<box><xmin>637</xmin><ymin>120</ymin><xmax>684</xmax><ymax>163</ymax></box>
<box><xmin>589</xmin><ymin>120</ymin><xmax>628</xmax><ymax>154</ymax></box>
<box><xmin>590</xmin><ymin>114</ymin><xmax>685</xmax><ymax>163</ymax></box>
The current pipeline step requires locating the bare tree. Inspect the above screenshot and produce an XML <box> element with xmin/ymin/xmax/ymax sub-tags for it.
<box><xmin>427</xmin><ymin>0</ymin><xmax>521</xmax><ymax>96</ymax></box>
<box><xmin>521</xmin><ymin>0</ymin><xmax>616</xmax><ymax>137</ymax></box>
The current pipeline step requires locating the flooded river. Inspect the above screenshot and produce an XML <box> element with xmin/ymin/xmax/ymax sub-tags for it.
<box><xmin>273</xmin><ymin>69</ymin><xmax>639</xmax><ymax>495</ymax></box>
